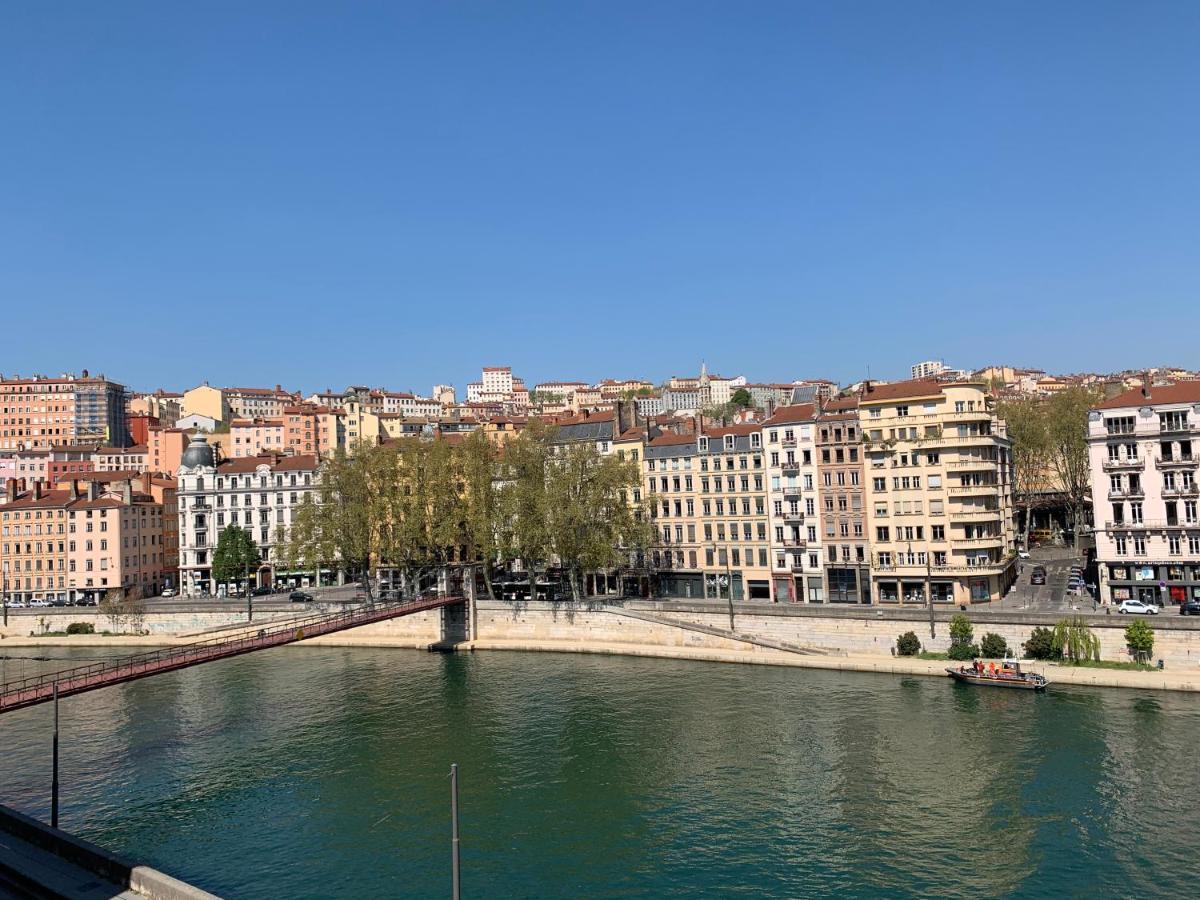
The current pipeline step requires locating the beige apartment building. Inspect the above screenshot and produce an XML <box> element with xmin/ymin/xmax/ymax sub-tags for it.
<box><xmin>816</xmin><ymin>397</ymin><xmax>871</xmax><ymax>603</ymax></box>
<box><xmin>860</xmin><ymin>379</ymin><xmax>1016</xmax><ymax>606</ymax></box>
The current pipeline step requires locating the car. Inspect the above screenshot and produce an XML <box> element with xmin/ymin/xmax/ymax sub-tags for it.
<box><xmin>1018</xmin><ymin>550</ymin><xmax>1031</xmax><ymax>560</ymax></box>
<box><xmin>161</xmin><ymin>588</ymin><xmax>175</xmax><ymax>597</ymax></box>
<box><xmin>1031</xmin><ymin>567</ymin><xmax>1047</xmax><ymax>585</ymax></box>
<box><xmin>289</xmin><ymin>591</ymin><xmax>313</xmax><ymax>604</ymax></box>
<box><xmin>1179</xmin><ymin>599</ymin><xmax>1200</xmax><ymax>615</ymax></box>
<box><xmin>251</xmin><ymin>586</ymin><xmax>273</xmax><ymax>596</ymax></box>
<box><xmin>1117</xmin><ymin>599</ymin><xmax>1159</xmax><ymax>615</ymax></box>
<box><xmin>29</xmin><ymin>599</ymin><xmax>51</xmax><ymax>607</ymax></box>
<box><xmin>5</xmin><ymin>600</ymin><xmax>28</xmax><ymax>609</ymax></box>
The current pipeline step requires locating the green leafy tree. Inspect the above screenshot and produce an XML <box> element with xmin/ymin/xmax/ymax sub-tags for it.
<box><xmin>1052</xmin><ymin>615</ymin><xmax>1101</xmax><ymax>663</ymax></box>
<box><xmin>979</xmin><ymin>632</ymin><xmax>1008</xmax><ymax>659</ymax></box>
<box><xmin>1045</xmin><ymin>387</ymin><xmax>1102</xmax><ymax>546</ymax></box>
<box><xmin>1124</xmin><ymin>619</ymin><xmax>1154</xmax><ymax>663</ymax></box>
<box><xmin>212</xmin><ymin>525</ymin><xmax>261</xmax><ymax>591</ymax></box>
<box><xmin>896</xmin><ymin>631</ymin><xmax>921</xmax><ymax>656</ymax></box>
<box><xmin>459</xmin><ymin>429</ymin><xmax>502</xmax><ymax>600</ymax></box>
<box><xmin>996</xmin><ymin>396</ymin><xmax>1053</xmax><ymax>546</ymax></box>
<box><xmin>730</xmin><ymin>387</ymin><xmax>753</xmax><ymax>409</ymax></box>
<box><xmin>544</xmin><ymin>440</ymin><xmax>652</xmax><ymax>600</ymax></box>
<box><xmin>1023</xmin><ymin>626</ymin><xmax>1059</xmax><ymax>660</ymax></box>
<box><xmin>947</xmin><ymin>614</ymin><xmax>978</xmax><ymax>660</ymax></box>
<box><xmin>497</xmin><ymin>421</ymin><xmax>555</xmax><ymax>600</ymax></box>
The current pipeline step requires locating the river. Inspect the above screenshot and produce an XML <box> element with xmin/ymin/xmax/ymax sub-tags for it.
<box><xmin>1</xmin><ymin>647</ymin><xmax>1197</xmax><ymax>898</ymax></box>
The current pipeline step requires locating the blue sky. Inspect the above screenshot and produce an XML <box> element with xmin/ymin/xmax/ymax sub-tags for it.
<box><xmin>2</xmin><ymin>2</ymin><xmax>1197</xmax><ymax>394</ymax></box>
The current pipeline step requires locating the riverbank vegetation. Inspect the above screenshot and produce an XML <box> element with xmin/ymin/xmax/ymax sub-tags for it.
<box><xmin>277</xmin><ymin>426</ymin><xmax>652</xmax><ymax>601</ymax></box>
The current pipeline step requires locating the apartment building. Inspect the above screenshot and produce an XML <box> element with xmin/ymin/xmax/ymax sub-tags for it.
<box><xmin>1089</xmin><ymin>381</ymin><xmax>1200</xmax><ymax>606</ymax></box>
<box><xmin>1</xmin><ymin>477</ymin><xmax>171</xmax><ymax>603</ymax></box>
<box><xmin>224</xmin><ymin>386</ymin><xmax>296</xmax><ymax>420</ymax></box>
<box><xmin>641</xmin><ymin>431</ymin><xmax>704</xmax><ymax>599</ymax></box>
<box><xmin>696</xmin><ymin>425</ymin><xmax>772</xmax><ymax>601</ymax></box>
<box><xmin>95</xmin><ymin>445</ymin><xmax>148</xmax><ymax>471</ymax></box>
<box><xmin>47</xmin><ymin>444</ymin><xmax>99</xmax><ymax>484</ymax></box>
<box><xmin>816</xmin><ymin>398</ymin><xmax>871</xmax><ymax>603</ymax></box>
<box><xmin>860</xmin><ymin>379</ymin><xmax>1016</xmax><ymax>605</ymax></box>
<box><xmin>762</xmin><ymin>405</ymin><xmax>822</xmax><ymax>602</ymax></box>
<box><xmin>176</xmin><ymin>435</ymin><xmax>320</xmax><ymax>597</ymax></box>
<box><xmin>0</xmin><ymin>371</ymin><xmax>130</xmax><ymax>451</ymax></box>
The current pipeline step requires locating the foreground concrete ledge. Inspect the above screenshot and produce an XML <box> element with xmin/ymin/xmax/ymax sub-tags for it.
<box><xmin>0</xmin><ymin>803</ymin><xmax>220</xmax><ymax>899</ymax></box>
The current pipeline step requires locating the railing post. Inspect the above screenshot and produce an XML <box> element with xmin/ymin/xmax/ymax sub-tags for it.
<box><xmin>51</xmin><ymin>682</ymin><xmax>60</xmax><ymax>829</ymax></box>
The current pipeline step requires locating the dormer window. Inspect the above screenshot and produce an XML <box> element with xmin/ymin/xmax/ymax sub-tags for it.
<box><xmin>698</xmin><ymin>437</ymin><xmax>709</xmax><ymax>452</ymax></box>
<box><xmin>724</xmin><ymin>435</ymin><xmax>735</xmax><ymax>450</ymax></box>
<box><xmin>751</xmin><ymin>433</ymin><xmax>761</xmax><ymax>448</ymax></box>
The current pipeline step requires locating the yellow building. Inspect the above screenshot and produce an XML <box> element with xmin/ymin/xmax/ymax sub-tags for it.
<box><xmin>182</xmin><ymin>384</ymin><xmax>229</xmax><ymax>422</ymax></box>
<box><xmin>859</xmin><ymin>379</ymin><xmax>1017</xmax><ymax>606</ymax></box>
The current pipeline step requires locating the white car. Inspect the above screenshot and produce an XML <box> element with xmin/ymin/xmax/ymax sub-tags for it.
<box><xmin>1018</xmin><ymin>550</ymin><xmax>1031</xmax><ymax>560</ymax></box>
<box><xmin>29</xmin><ymin>599</ymin><xmax>51</xmax><ymax>607</ymax></box>
<box><xmin>1117</xmin><ymin>599</ymin><xmax>1159</xmax><ymax>615</ymax></box>
<box><xmin>161</xmin><ymin>588</ymin><xmax>175</xmax><ymax>598</ymax></box>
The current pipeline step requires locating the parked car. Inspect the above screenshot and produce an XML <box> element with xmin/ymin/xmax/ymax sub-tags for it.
<box><xmin>161</xmin><ymin>588</ymin><xmax>175</xmax><ymax>598</ymax></box>
<box><xmin>1017</xmin><ymin>550</ymin><xmax>1031</xmax><ymax>560</ymax></box>
<box><xmin>29</xmin><ymin>599</ymin><xmax>51</xmax><ymax>607</ymax></box>
<box><xmin>1117</xmin><ymin>599</ymin><xmax>1159</xmax><ymax>615</ymax></box>
<box><xmin>289</xmin><ymin>591</ymin><xmax>313</xmax><ymax>604</ymax></box>
<box><xmin>252</xmin><ymin>586</ymin><xmax>273</xmax><ymax>596</ymax></box>
<box><xmin>1179</xmin><ymin>599</ymin><xmax>1200</xmax><ymax>616</ymax></box>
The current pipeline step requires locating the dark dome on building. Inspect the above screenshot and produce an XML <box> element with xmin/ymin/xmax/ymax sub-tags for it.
<box><xmin>180</xmin><ymin>433</ymin><xmax>215</xmax><ymax>470</ymax></box>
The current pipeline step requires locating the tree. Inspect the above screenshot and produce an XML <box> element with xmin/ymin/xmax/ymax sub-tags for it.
<box><xmin>543</xmin><ymin>440</ymin><xmax>652</xmax><ymax>600</ymax></box>
<box><xmin>979</xmin><ymin>632</ymin><xmax>1008</xmax><ymax>659</ymax></box>
<box><xmin>1023</xmin><ymin>626</ymin><xmax>1059</xmax><ymax>660</ymax></box>
<box><xmin>1124</xmin><ymin>619</ymin><xmax>1154</xmax><ymax>663</ymax></box>
<box><xmin>996</xmin><ymin>396</ymin><xmax>1053</xmax><ymax>546</ymax></box>
<box><xmin>947</xmin><ymin>614</ymin><xmax>978</xmax><ymax>660</ymax></box>
<box><xmin>212</xmin><ymin>525</ymin><xmax>261</xmax><ymax>591</ymax></box>
<box><xmin>896</xmin><ymin>631</ymin><xmax>921</xmax><ymax>656</ymax></box>
<box><xmin>1052</xmin><ymin>615</ymin><xmax>1100</xmax><ymax>663</ymax></box>
<box><xmin>1044</xmin><ymin>387</ymin><xmax>1101</xmax><ymax>547</ymax></box>
<box><xmin>730</xmin><ymin>387</ymin><xmax>753</xmax><ymax>409</ymax></box>
<box><xmin>459</xmin><ymin>429</ymin><xmax>502</xmax><ymax>600</ymax></box>
<box><xmin>497</xmin><ymin>421</ymin><xmax>555</xmax><ymax>600</ymax></box>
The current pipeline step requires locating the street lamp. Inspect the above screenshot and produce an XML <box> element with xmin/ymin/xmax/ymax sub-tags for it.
<box><xmin>709</xmin><ymin>542</ymin><xmax>735</xmax><ymax>631</ymax></box>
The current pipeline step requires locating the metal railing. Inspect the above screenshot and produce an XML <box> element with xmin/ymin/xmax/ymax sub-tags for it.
<box><xmin>0</xmin><ymin>594</ymin><xmax>463</xmax><ymax>714</ymax></box>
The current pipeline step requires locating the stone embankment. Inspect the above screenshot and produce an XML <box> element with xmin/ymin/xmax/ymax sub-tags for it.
<box><xmin>4</xmin><ymin>600</ymin><xmax>1199</xmax><ymax>692</ymax></box>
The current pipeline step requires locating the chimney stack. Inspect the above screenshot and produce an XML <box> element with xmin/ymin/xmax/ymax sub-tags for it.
<box><xmin>88</xmin><ymin>481</ymin><xmax>100</xmax><ymax>501</ymax></box>
<box><xmin>32</xmin><ymin>481</ymin><xmax>44</xmax><ymax>501</ymax></box>
<box><xmin>1142</xmin><ymin>372</ymin><xmax>1152</xmax><ymax>399</ymax></box>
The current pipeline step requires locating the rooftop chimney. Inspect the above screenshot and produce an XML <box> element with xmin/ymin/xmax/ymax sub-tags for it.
<box><xmin>1142</xmin><ymin>372</ymin><xmax>1152</xmax><ymax>399</ymax></box>
<box><xmin>32</xmin><ymin>481</ymin><xmax>44</xmax><ymax>501</ymax></box>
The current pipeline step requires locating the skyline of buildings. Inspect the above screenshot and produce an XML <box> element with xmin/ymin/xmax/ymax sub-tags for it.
<box><xmin>2</xmin><ymin>361</ymin><xmax>1199</xmax><ymax>608</ymax></box>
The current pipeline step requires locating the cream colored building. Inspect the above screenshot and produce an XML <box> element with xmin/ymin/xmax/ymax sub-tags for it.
<box><xmin>859</xmin><ymin>379</ymin><xmax>1017</xmax><ymax>605</ymax></box>
<box><xmin>182</xmin><ymin>384</ymin><xmax>229</xmax><ymax>423</ymax></box>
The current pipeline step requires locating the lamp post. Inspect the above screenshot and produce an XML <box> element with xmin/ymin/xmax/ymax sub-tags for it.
<box><xmin>709</xmin><ymin>542</ymin><xmax>735</xmax><ymax>631</ymax></box>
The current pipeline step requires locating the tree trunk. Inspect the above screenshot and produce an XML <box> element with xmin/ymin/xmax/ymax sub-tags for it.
<box><xmin>481</xmin><ymin>565</ymin><xmax>497</xmax><ymax>602</ymax></box>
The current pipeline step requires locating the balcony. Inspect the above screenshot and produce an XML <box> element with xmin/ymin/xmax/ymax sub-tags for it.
<box><xmin>947</xmin><ymin>458</ymin><xmax>997</xmax><ymax>469</ymax></box>
<box><xmin>783</xmin><ymin>511</ymin><xmax>804</xmax><ymax>524</ymax></box>
<box><xmin>1102</xmin><ymin>519</ymin><xmax>1190</xmax><ymax>531</ymax></box>
<box><xmin>950</xmin><ymin>509</ymin><xmax>1001</xmax><ymax>522</ymax></box>
<box><xmin>1162</xmin><ymin>484</ymin><xmax>1200</xmax><ymax>499</ymax></box>
<box><xmin>782</xmin><ymin>484</ymin><xmax>802</xmax><ymax>498</ymax></box>
<box><xmin>949</xmin><ymin>483</ymin><xmax>999</xmax><ymax>496</ymax></box>
<box><xmin>780</xmin><ymin>538</ymin><xmax>807</xmax><ymax>549</ymax></box>
<box><xmin>956</xmin><ymin>535</ymin><xmax>1005</xmax><ymax>547</ymax></box>
<box><xmin>942</xmin><ymin>410</ymin><xmax>992</xmax><ymax>424</ymax></box>
<box><xmin>1156</xmin><ymin>455</ymin><xmax>1198</xmax><ymax>470</ymax></box>
<box><xmin>781</xmin><ymin>438</ymin><xmax>797</xmax><ymax>448</ymax></box>
<box><xmin>1160</xmin><ymin>422</ymin><xmax>1194</xmax><ymax>437</ymax></box>
<box><xmin>780</xmin><ymin>460</ymin><xmax>800</xmax><ymax>474</ymax></box>
<box><xmin>1107</xmin><ymin>488</ymin><xmax>1145</xmax><ymax>501</ymax></box>
<box><xmin>1102</xmin><ymin>456</ymin><xmax>1144</xmax><ymax>472</ymax></box>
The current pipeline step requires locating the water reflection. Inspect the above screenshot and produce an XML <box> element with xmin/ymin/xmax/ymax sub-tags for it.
<box><xmin>1</xmin><ymin>648</ymin><xmax>1197</xmax><ymax>898</ymax></box>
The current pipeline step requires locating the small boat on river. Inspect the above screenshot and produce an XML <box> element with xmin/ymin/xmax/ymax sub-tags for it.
<box><xmin>946</xmin><ymin>659</ymin><xmax>1049</xmax><ymax>691</ymax></box>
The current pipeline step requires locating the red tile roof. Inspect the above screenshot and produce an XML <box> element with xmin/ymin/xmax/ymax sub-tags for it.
<box><xmin>763</xmin><ymin>403</ymin><xmax>817</xmax><ymax>426</ymax></box>
<box><xmin>1093</xmin><ymin>380</ymin><xmax>1200</xmax><ymax>410</ymax></box>
<box><xmin>859</xmin><ymin>378</ymin><xmax>945</xmax><ymax>403</ymax></box>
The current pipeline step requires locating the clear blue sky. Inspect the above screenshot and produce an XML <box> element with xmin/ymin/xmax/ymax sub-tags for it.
<box><xmin>2</xmin><ymin>2</ymin><xmax>1197</xmax><ymax>394</ymax></box>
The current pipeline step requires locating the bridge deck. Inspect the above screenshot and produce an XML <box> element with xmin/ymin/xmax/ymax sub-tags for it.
<box><xmin>0</xmin><ymin>596</ymin><xmax>463</xmax><ymax>715</ymax></box>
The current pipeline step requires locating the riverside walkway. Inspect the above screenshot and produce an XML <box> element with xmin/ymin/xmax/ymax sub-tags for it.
<box><xmin>0</xmin><ymin>595</ymin><xmax>463</xmax><ymax>715</ymax></box>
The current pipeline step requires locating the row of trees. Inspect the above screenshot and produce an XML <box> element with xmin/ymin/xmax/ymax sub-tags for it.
<box><xmin>898</xmin><ymin>614</ymin><xmax>1154</xmax><ymax>663</ymax></box>
<box><xmin>275</xmin><ymin>424</ymin><xmax>652</xmax><ymax>601</ymax></box>
<box><xmin>996</xmin><ymin>386</ymin><xmax>1101</xmax><ymax>547</ymax></box>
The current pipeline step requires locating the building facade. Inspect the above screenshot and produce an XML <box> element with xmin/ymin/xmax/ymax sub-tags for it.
<box><xmin>1</xmin><ymin>372</ymin><xmax>130</xmax><ymax>451</ymax></box>
<box><xmin>1089</xmin><ymin>381</ymin><xmax>1200</xmax><ymax>606</ymax></box>
<box><xmin>176</xmin><ymin>435</ymin><xmax>320</xmax><ymax>597</ymax></box>
<box><xmin>816</xmin><ymin>398</ymin><xmax>871</xmax><ymax>603</ymax></box>
<box><xmin>762</xmin><ymin>406</ymin><xmax>823</xmax><ymax>602</ymax></box>
<box><xmin>860</xmin><ymin>379</ymin><xmax>1017</xmax><ymax>606</ymax></box>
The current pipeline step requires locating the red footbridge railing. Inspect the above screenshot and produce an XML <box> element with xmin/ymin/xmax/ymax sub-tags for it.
<box><xmin>0</xmin><ymin>595</ymin><xmax>464</xmax><ymax>715</ymax></box>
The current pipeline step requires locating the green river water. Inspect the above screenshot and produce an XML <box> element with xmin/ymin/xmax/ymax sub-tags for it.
<box><xmin>0</xmin><ymin>647</ymin><xmax>1197</xmax><ymax>898</ymax></box>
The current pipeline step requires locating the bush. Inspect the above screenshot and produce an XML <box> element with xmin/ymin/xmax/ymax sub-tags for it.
<box><xmin>896</xmin><ymin>631</ymin><xmax>921</xmax><ymax>656</ymax></box>
<box><xmin>1125</xmin><ymin>619</ymin><xmax>1154</xmax><ymax>662</ymax></box>
<box><xmin>979</xmin><ymin>632</ymin><xmax>1008</xmax><ymax>659</ymax></box>
<box><xmin>1024</xmin><ymin>627</ymin><xmax>1059</xmax><ymax>660</ymax></box>
<box><xmin>947</xmin><ymin>641</ymin><xmax>980</xmax><ymax>661</ymax></box>
<box><xmin>65</xmin><ymin>622</ymin><xmax>95</xmax><ymax>635</ymax></box>
<box><xmin>946</xmin><ymin>614</ymin><xmax>977</xmax><ymax>659</ymax></box>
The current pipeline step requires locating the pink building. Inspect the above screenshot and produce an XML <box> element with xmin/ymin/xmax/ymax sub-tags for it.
<box><xmin>1089</xmin><ymin>381</ymin><xmax>1200</xmax><ymax>606</ymax></box>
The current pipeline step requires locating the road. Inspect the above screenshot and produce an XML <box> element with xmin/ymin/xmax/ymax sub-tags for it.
<box><xmin>995</xmin><ymin>546</ymin><xmax>1092</xmax><ymax>613</ymax></box>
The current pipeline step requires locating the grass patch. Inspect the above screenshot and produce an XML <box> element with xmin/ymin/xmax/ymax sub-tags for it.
<box><xmin>918</xmin><ymin>651</ymin><xmax>949</xmax><ymax>660</ymax></box>
<box><xmin>31</xmin><ymin>630</ymin><xmax>133</xmax><ymax>638</ymax></box>
<box><xmin>1054</xmin><ymin>658</ymin><xmax>1158</xmax><ymax>672</ymax></box>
